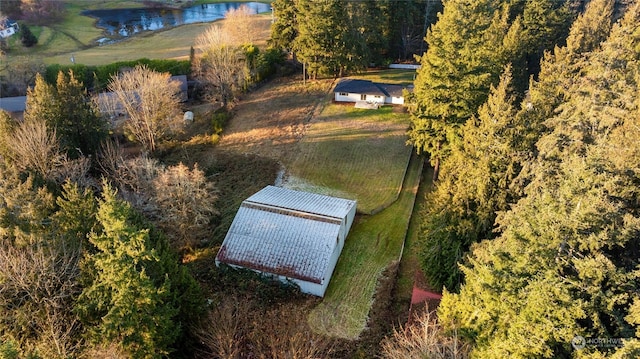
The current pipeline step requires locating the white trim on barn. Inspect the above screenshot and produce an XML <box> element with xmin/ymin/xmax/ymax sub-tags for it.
<box><xmin>215</xmin><ymin>186</ymin><xmax>357</xmax><ymax>297</ymax></box>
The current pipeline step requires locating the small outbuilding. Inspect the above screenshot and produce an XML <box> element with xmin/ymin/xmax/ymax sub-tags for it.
<box><xmin>215</xmin><ymin>185</ymin><xmax>357</xmax><ymax>297</ymax></box>
<box><xmin>334</xmin><ymin>79</ymin><xmax>409</xmax><ymax>106</ymax></box>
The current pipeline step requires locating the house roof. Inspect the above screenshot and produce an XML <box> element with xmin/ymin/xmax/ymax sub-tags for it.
<box><xmin>216</xmin><ymin>186</ymin><xmax>356</xmax><ymax>284</ymax></box>
<box><xmin>334</xmin><ymin>79</ymin><xmax>408</xmax><ymax>98</ymax></box>
<box><xmin>0</xmin><ymin>96</ymin><xmax>27</xmax><ymax>113</ymax></box>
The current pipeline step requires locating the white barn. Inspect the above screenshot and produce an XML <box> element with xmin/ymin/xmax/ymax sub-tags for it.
<box><xmin>215</xmin><ymin>186</ymin><xmax>357</xmax><ymax>297</ymax></box>
<box><xmin>334</xmin><ymin>79</ymin><xmax>409</xmax><ymax>106</ymax></box>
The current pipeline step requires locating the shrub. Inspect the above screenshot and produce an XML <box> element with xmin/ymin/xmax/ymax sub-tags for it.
<box><xmin>19</xmin><ymin>24</ymin><xmax>37</xmax><ymax>47</ymax></box>
<box><xmin>256</xmin><ymin>48</ymin><xmax>286</xmax><ymax>82</ymax></box>
<box><xmin>211</xmin><ymin>111</ymin><xmax>230</xmax><ymax>135</ymax></box>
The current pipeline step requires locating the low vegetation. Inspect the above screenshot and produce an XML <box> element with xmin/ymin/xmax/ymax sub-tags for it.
<box><xmin>287</xmin><ymin>104</ymin><xmax>411</xmax><ymax>214</ymax></box>
<box><xmin>308</xmin><ymin>153</ymin><xmax>422</xmax><ymax>339</ymax></box>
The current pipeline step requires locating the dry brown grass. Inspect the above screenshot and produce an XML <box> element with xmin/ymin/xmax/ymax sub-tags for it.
<box><xmin>218</xmin><ymin>76</ymin><xmax>335</xmax><ymax>164</ymax></box>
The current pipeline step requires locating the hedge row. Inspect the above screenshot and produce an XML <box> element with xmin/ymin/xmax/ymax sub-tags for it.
<box><xmin>44</xmin><ymin>58</ymin><xmax>191</xmax><ymax>92</ymax></box>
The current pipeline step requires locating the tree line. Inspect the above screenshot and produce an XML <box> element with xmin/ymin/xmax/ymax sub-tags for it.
<box><xmin>403</xmin><ymin>0</ymin><xmax>640</xmax><ymax>357</ymax></box>
<box><xmin>270</xmin><ymin>0</ymin><xmax>443</xmax><ymax>78</ymax></box>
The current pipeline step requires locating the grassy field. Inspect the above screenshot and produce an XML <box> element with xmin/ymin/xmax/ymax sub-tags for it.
<box><xmin>286</xmin><ymin>104</ymin><xmax>411</xmax><ymax>214</ymax></box>
<box><xmin>45</xmin><ymin>14</ymin><xmax>273</xmax><ymax>66</ymax></box>
<box><xmin>307</xmin><ymin>152</ymin><xmax>423</xmax><ymax>339</ymax></box>
<box><xmin>3</xmin><ymin>1</ymin><xmax>272</xmax><ymax>69</ymax></box>
<box><xmin>349</xmin><ymin>68</ymin><xmax>416</xmax><ymax>85</ymax></box>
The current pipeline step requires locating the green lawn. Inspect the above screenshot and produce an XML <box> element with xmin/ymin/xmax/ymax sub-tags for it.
<box><xmin>286</xmin><ymin>104</ymin><xmax>411</xmax><ymax>214</ymax></box>
<box><xmin>307</xmin><ymin>153</ymin><xmax>423</xmax><ymax>339</ymax></box>
<box><xmin>350</xmin><ymin>68</ymin><xmax>416</xmax><ymax>85</ymax></box>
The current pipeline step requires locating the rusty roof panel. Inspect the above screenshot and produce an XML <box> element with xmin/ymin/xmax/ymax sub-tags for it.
<box><xmin>216</xmin><ymin>205</ymin><xmax>342</xmax><ymax>284</ymax></box>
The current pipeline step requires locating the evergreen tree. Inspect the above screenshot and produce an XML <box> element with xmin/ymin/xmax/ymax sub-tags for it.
<box><xmin>438</xmin><ymin>4</ymin><xmax>640</xmax><ymax>356</ymax></box>
<box><xmin>269</xmin><ymin>0</ymin><xmax>298</xmax><ymax>55</ymax></box>
<box><xmin>293</xmin><ymin>0</ymin><xmax>365</xmax><ymax>78</ymax></box>
<box><xmin>347</xmin><ymin>0</ymin><xmax>387</xmax><ymax>66</ymax></box>
<box><xmin>76</xmin><ymin>184</ymin><xmax>179</xmax><ymax>357</ymax></box>
<box><xmin>24</xmin><ymin>73</ymin><xmax>57</xmax><ymax>125</ymax></box>
<box><xmin>521</xmin><ymin>0</ymin><xmax>574</xmax><ymax>76</ymax></box>
<box><xmin>386</xmin><ymin>0</ymin><xmax>441</xmax><ymax>61</ymax></box>
<box><xmin>54</xmin><ymin>70</ymin><xmax>108</xmax><ymax>157</ymax></box>
<box><xmin>77</xmin><ymin>183</ymin><xmax>203</xmax><ymax>357</ymax></box>
<box><xmin>19</xmin><ymin>23</ymin><xmax>37</xmax><ymax>47</ymax></box>
<box><xmin>564</xmin><ymin>0</ymin><xmax>614</xmax><ymax>54</ymax></box>
<box><xmin>24</xmin><ymin>71</ymin><xmax>108</xmax><ymax>158</ymax></box>
<box><xmin>0</xmin><ymin>110</ymin><xmax>15</xmax><ymax>159</ymax></box>
<box><xmin>418</xmin><ymin>66</ymin><xmax>533</xmax><ymax>290</ymax></box>
<box><xmin>407</xmin><ymin>0</ymin><xmax>511</xmax><ymax>177</ymax></box>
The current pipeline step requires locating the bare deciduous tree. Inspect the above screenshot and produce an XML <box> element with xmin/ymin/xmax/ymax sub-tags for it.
<box><xmin>223</xmin><ymin>5</ymin><xmax>261</xmax><ymax>45</ymax></box>
<box><xmin>98</xmin><ymin>150</ymin><xmax>218</xmax><ymax>251</ymax></box>
<box><xmin>380</xmin><ymin>307</ymin><xmax>470</xmax><ymax>359</ymax></box>
<box><xmin>0</xmin><ymin>241</ymin><xmax>82</xmax><ymax>358</ymax></box>
<box><xmin>194</xmin><ymin>24</ymin><xmax>245</xmax><ymax>107</ymax></box>
<box><xmin>107</xmin><ymin>65</ymin><xmax>183</xmax><ymax>153</ymax></box>
<box><xmin>153</xmin><ymin>162</ymin><xmax>218</xmax><ymax>250</ymax></box>
<box><xmin>196</xmin><ymin>297</ymin><xmax>334</xmax><ymax>359</ymax></box>
<box><xmin>7</xmin><ymin>118</ymin><xmax>65</xmax><ymax>179</ymax></box>
<box><xmin>195</xmin><ymin>296</ymin><xmax>248</xmax><ymax>358</ymax></box>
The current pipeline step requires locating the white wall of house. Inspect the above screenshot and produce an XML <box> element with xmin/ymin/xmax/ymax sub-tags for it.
<box><xmin>389</xmin><ymin>63</ymin><xmax>420</xmax><ymax>70</ymax></box>
<box><xmin>387</xmin><ymin>96</ymin><xmax>405</xmax><ymax>105</ymax></box>
<box><xmin>0</xmin><ymin>27</ymin><xmax>15</xmax><ymax>38</ymax></box>
<box><xmin>336</xmin><ymin>92</ymin><xmax>403</xmax><ymax>105</ymax></box>
<box><xmin>335</xmin><ymin>92</ymin><xmax>361</xmax><ymax>103</ymax></box>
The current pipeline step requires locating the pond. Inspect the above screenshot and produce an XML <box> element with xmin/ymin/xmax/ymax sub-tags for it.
<box><xmin>83</xmin><ymin>2</ymin><xmax>271</xmax><ymax>41</ymax></box>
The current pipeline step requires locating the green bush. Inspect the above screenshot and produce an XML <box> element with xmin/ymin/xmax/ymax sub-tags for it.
<box><xmin>211</xmin><ymin>111</ymin><xmax>230</xmax><ymax>135</ymax></box>
<box><xmin>0</xmin><ymin>341</ymin><xmax>18</xmax><ymax>359</ymax></box>
<box><xmin>256</xmin><ymin>48</ymin><xmax>286</xmax><ymax>82</ymax></box>
<box><xmin>19</xmin><ymin>24</ymin><xmax>37</xmax><ymax>47</ymax></box>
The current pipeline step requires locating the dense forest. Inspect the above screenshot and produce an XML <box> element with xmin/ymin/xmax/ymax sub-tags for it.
<box><xmin>407</xmin><ymin>0</ymin><xmax>640</xmax><ymax>357</ymax></box>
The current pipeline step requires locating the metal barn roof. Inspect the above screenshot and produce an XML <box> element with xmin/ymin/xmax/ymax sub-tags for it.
<box><xmin>245</xmin><ymin>185</ymin><xmax>355</xmax><ymax>220</ymax></box>
<box><xmin>216</xmin><ymin>186</ymin><xmax>357</xmax><ymax>284</ymax></box>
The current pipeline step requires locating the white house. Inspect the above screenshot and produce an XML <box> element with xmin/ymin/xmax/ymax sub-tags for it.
<box><xmin>215</xmin><ymin>185</ymin><xmax>357</xmax><ymax>297</ymax></box>
<box><xmin>334</xmin><ymin>79</ymin><xmax>409</xmax><ymax>106</ymax></box>
<box><xmin>0</xmin><ymin>21</ymin><xmax>18</xmax><ymax>39</ymax></box>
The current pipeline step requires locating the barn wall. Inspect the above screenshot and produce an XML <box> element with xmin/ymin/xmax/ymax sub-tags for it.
<box><xmin>217</xmin><ymin>262</ymin><xmax>330</xmax><ymax>297</ymax></box>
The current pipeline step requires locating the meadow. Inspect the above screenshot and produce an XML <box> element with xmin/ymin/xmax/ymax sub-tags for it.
<box><xmin>2</xmin><ymin>1</ymin><xmax>272</xmax><ymax>69</ymax></box>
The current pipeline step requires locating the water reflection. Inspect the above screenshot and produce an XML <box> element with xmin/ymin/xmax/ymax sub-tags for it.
<box><xmin>83</xmin><ymin>2</ymin><xmax>270</xmax><ymax>39</ymax></box>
